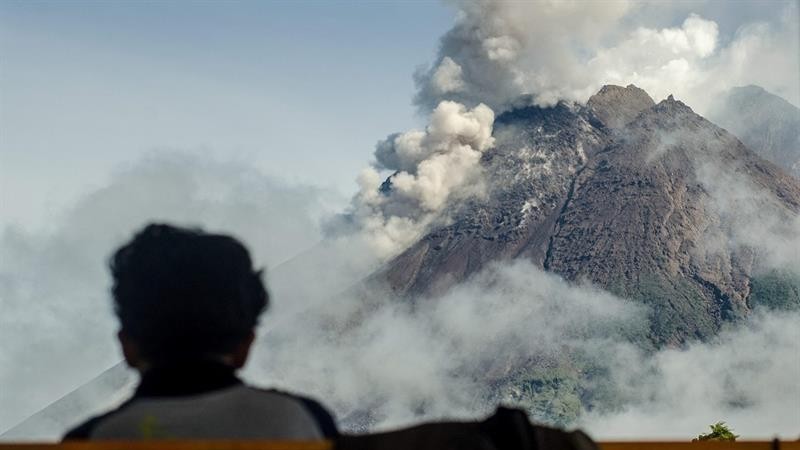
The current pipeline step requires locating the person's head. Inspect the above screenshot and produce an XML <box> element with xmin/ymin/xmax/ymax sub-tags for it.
<box><xmin>109</xmin><ymin>223</ymin><xmax>268</xmax><ymax>370</ymax></box>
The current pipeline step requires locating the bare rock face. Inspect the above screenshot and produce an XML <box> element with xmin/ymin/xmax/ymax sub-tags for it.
<box><xmin>375</xmin><ymin>102</ymin><xmax>607</xmax><ymax>298</ymax></box>
<box><xmin>586</xmin><ymin>84</ymin><xmax>655</xmax><ymax>129</ymax></box>
<box><xmin>374</xmin><ymin>86</ymin><xmax>800</xmax><ymax>346</ymax></box>
<box><xmin>547</xmin><ymin>95</ymin><xmax>800</xmax><ymax>343</ymax></box>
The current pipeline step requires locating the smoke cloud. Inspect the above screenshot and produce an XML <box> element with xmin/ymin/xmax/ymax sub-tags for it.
<box><xmin>342</xmin><ymin>100</ymin><xmax>495</xmax><ymax>258</ymax></box>
<box><xmin>415</xmin><ymin>1</ymin><xmax>799</xmax><ymax>114</ymax></box>
<box><xmin>342</xmin><ymin>0</ymin><xmax>800</xmax><ymax>262</ymax></box>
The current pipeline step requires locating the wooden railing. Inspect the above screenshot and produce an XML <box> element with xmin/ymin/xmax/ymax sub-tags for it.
<box><xmin>0</xmin><ymin>441</ymin><xmax>797</xmax><ymax>450</ymax></box>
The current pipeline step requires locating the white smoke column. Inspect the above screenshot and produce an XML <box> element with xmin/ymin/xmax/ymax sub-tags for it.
<box><xmin>414</xmin><ymin>0</ymin><xmax>632</xmax><ymax>111</ymax></box>
<box><xmin>349</xmin><ymin>100</ymin><xmax>495</xmax><ymax>258</ymax></box>
<box><xmin>416</xmin><ymin>1</ymin><xmax>799</xmax><ymax>114</ymax></box>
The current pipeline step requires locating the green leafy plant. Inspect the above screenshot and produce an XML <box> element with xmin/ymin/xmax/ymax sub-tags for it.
<box><xmin>694</xmin><ymin>422</ymin><xmax>739</xmax><ymax>442</ymax></box>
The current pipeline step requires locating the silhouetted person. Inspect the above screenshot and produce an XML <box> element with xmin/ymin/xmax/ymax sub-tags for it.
<box><xmin>63</xmin><ymin>223</ymin><xmax>338</xmax><ymax>440</ymax></box>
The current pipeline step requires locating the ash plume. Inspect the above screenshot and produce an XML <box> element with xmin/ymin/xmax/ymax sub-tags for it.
<box><xmin>342</xmin><ymin>0</ymin><xmax>799</xmax><ymax>261</ymax></box>
<box><xmin>415</xmin><ymin>1</ymin><xmax>799</xmax><ymax>114</ymax></box>
<box><xmin>341</xmin><ymin>101</ymin><xmax>495</xmax><ymax>258</ymax></box>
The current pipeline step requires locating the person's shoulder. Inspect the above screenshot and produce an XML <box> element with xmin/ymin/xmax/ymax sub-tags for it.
<box><xmin>247</xmin><ymin>386</ymin><xmax>339</xmax><ymax>438</ymax></box>
<box><xmin>62</xmin><ymin>399</ymin><xmax>135</xmax><ymax>441</ymax></box>
<box><xmin>62</xmin><ymin>416</ymin><xmax>104</xmax><ymax>440</ymax></box>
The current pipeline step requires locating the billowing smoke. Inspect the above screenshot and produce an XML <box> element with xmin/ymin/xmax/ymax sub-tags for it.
<box><xmin>415</xmin><ymin>1</ymin><xmax>799</xmax><ymax>114</ymax></box>
<box><xmin>414</xmin><ymin>1</ymin><xmax>632</xmax><ymax>111</ymax></box>
<box><xmin>342</xmin><ymin>100</ymin><xmax>495</xmax><ymax>258</ymax></box>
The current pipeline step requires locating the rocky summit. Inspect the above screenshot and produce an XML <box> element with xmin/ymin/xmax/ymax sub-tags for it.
<box><xmin>373</xmin><ymin>85</ymin><xmax>800</xmax><ymax>346</ymax></box>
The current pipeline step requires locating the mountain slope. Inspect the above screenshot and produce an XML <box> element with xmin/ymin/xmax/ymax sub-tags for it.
<box><xmin>375</xmin><ymin>86</ymin><xmax>800</xmax><ymax>345</ymax></box>
<box><xmin>707</xmin><ymin>85</ymin><xmax>800</xmax><ymax>178</ymax></box>
<box><xmin>375</xmin><ymin>101</ymin><xmax>607</xmax><ymax>298</ymax></box>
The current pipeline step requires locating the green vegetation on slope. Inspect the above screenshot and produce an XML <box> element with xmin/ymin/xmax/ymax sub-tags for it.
<box><xmin>609</xmin><ymin>274</ymin><xmax>718</xmax><ymax>346</ymax></box>
<box><xmin>501</xmin><ymin>364</ymin><xmax>582</xmax><ymax>426</ymax></box>
<box><xmin>749</xmin><ymin>270</ymin><xmax>800</xmax><ymax>311</ymax></box>
<box><xmin>498</xmin><ymin>349</ymin><xmax>635</xmax><ymax>427</ymax></box>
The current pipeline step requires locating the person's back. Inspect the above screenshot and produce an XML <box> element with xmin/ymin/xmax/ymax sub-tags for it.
<box><xmin>63</xmin><ymin>224</ymin><xmax>337</xmax><ymax>440</ymax></box>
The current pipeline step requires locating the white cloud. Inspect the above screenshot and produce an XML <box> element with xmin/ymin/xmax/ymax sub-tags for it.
<box><xmin>4</xmin><ymin>150</ymin><xmax>799</xmax><ymax>440</ymax></box>
<box><xmin>415</xmin><ymin>1</ymin><xmax>799</xmax><ymax>113</ymax></box>
<box><xmin>252</xmin><ymin>259</ymin><xmax>800</xmax><ymax>438</ymax></box>
<box><xmin>248</xmin><ymin>259</ymin><xmax>649</xmax><ymax>431</ymax></box>
<box><xmin>581</xmin><ymin>311</ymin><xmax>800</xmax><ymax>439</ymax></box>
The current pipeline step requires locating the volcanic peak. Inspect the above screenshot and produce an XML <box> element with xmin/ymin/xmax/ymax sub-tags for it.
<box><xmin>586</xmin><ymin>84</ymin><xmax>655</xmax><ymax>129</ymax></box>
<box><xmin>653</xmin><ymin>94</ymin><xmax>694</xmax><ymax>115</ymax></box>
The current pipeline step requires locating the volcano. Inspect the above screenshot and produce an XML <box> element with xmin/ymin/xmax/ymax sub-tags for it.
<box><xmin>373</xmin><ymin>85</ymin><xmax>800</xmax><ymax>345</ymax></box>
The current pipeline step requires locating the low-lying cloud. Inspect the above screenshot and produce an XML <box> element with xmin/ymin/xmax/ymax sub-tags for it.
<box><xmin>2</xmin><ymin>153</ymin><xmax>798</xmax><ymax>441</ymax></box>
<box><xmin>251</xmin><ymin>259</ymin><xmax>800</xmax><ymax>439</ymax></box>
<box><xmin>580</xmin><ymin>310</ymin><xmax>800</xmax><ymax>439</ymax></box>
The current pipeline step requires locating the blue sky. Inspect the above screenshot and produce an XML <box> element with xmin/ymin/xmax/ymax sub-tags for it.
<box><xmin>1</xmin><ymin>1</ymin><xmax>797</xmax><ymax>229</ymax></box>
<box><xmin>0</xmin><ymin>1</ymin><xmax>452</xmax><ymax>227</ymax></box>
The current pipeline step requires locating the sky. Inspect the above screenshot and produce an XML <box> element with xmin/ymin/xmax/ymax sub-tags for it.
<box><xmin>0</xmin><ymin>1</ymin><xmax>451</xmax><ymax>229</ymax></box>
<box><xmin>2</xmin><ymin>1</ymin><xmax>797</xmax><ymax>230</ymax></box>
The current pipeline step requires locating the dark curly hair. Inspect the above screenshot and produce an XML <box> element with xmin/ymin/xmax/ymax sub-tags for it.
<box><xmin>110</xmin><ymin>223</ymin><xmax>268</xmax><ymax>363</ymax></box>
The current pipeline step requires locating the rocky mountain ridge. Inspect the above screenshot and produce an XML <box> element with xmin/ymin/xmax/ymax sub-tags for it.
<box><xmin>374</xmin><ymin>85</ymin><xmax>800</xmax><ymax>345</ymax></box>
